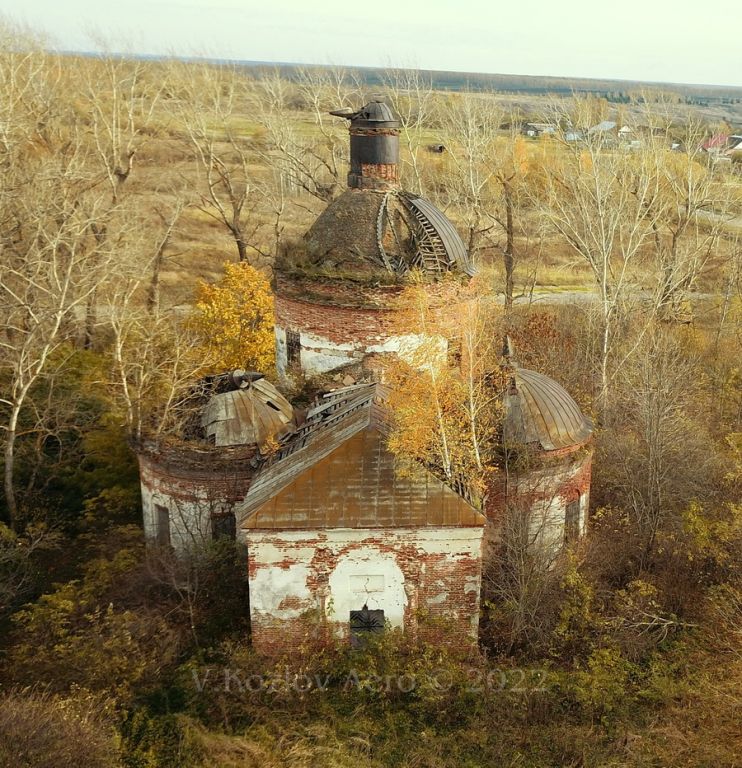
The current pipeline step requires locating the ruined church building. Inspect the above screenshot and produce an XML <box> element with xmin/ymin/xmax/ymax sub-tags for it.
<box><xmin>138</xmin><ymin>100</ymin><xmax>593</xmax><ymax>652</ymax></box>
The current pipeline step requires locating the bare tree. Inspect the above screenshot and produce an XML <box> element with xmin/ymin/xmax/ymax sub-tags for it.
<box><xmin>435</xmin><ymin>92</ymin><xmax>502</xmax><ymax>262</ymax></box>
<box><xmin>80</xmin><ymin>51</ymin><xmax>164</xmax><ymax>345</ymax></box>
<box><xmin>597</xmin><ymin>330</ymin><xmax>718</xmax><ymax>567</ymax></box>
<box><xmin>173</xmin><ymin>61</ymin><xmax>265</xmax><ymax>263</ymax></box>
<box><xmin>146</xmin><ymin>197</ymin><xmax>189</xmax><ymax>316</ymax></box>
<box><xmin>638</xmin><ymin>107</ymin><xmax>736</xmax><ymax>321</ymax></box>
<box><xmin>540</xmin><ymin>99</ymin><xmax>662</xmax><ymax>407</ymax></box>
<box><xmin>255</xmin><ymin>67</ymin><xmax>357</xmax><ymax>204</ymax></box>
<box><xmin>107</xmin><ymin>290</ymin><xmax>207</xmax><ymax>443</ymax></box>
<box><xmin>483</xmin><ymin>494</ymin><xmax>565</xmax><ymax>654</ymax></box>
<box><xmin>0</xmin><ymin>39</ymin><xmax>122</xmax><ymax>525</ymax></box>
<box><xmin>383</xmin><ymin>67</ymin><xmax>434</xmax><ymax>193</ymax></box>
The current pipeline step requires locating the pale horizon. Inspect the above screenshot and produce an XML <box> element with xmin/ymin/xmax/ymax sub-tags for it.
<box><xmin>2</xmin><ymin>0</ymin><xmax>740</xmax><ymax>89</ymax></box>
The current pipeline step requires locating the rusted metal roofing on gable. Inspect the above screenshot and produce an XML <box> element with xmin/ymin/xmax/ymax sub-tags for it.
<box><xmin>504</xmin><ymin>367</ymin><xmax>593</xmax><ymax>451</ymax></box>
<box><xmin>242</xmin><ymin>427</ymin><xmax>484</xmax><ymax>530</ymax></box>
<box><xmin>235</xmin><ymin>384</ymin><xmax>378</xmax><ymax>521</ymax></box>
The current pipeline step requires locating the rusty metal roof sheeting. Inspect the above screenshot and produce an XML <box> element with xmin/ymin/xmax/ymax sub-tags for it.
<box><xmin>201</xmin><ymin>378</ymin><xmax>294</xmax><ymax>450</ymax></box>
<box><xmin>243</xmin><ymin>427</ymin><xmax>484</xmax><ymax>529</ymax></box>
<box><xmin>236</xmin><ymin>385</ymin><xmax>378</xmax><ymax>519</ymax></box>
<box><xmin>504</xmin><ymin>368</ymin><xmax>593</xmax><ymax>451</ymax></box>
<box><xmin>402</xmin><ymin>194</ymin><xmax>476</xmax><ymax>276</ymax></box>
<box><xmin>237</xmin><ymin>382</ymin><xmax>482</xmax><ymax>529</ymax></box>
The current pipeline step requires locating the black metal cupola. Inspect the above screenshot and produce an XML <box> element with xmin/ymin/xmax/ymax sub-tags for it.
<box><xmin>330</xmin><ymin>98</ymin><xmax>400</xmax><ymax>190</ymax></box>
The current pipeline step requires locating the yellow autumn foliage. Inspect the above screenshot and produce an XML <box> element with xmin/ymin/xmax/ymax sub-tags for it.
<box><xmin>191</xmin><ymin>262</ymin><xmax>275</xmax><ymax>376</ymax></box>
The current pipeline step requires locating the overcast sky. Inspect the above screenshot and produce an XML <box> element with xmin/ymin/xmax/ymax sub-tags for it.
<box><xmin>2</xmin><ymin>0</ymin><xmax>740</xmax><ymax>87</ymax></box>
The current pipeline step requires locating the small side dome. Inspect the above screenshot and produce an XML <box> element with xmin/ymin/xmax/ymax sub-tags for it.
<box><xmin>504</xmin><ymin>367</ymin><xmax>592</xmax><ymax>451</ymax></box>
<box><xmin>201</xmin><ymin>377</ymin><xmax>294</xmax><ymax>450</ymax></box>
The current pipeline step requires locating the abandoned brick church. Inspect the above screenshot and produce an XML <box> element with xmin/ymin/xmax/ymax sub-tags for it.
<box><xmin>137</xmin><ymin>100</ymin><xmax>593</xmax><ymax>652</ymax></box>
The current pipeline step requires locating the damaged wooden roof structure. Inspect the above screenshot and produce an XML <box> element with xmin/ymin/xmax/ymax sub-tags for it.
<box><xmin>201</xmin><ymin>374</ymin><xmax>294</xmax><ymax>451</ymax></box>
<box><xmin>299</xmin><ymin>98</ymin><xmax>475</xmax><ymax>280</ymax></box>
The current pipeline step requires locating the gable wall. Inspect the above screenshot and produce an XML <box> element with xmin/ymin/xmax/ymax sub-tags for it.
<box><xmin>245</xmin><ymin>526</ymin><xmax>483</xmax><ymax>653</ymax></box>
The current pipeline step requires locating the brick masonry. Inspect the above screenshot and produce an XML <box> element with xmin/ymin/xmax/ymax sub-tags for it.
<box><xmin>245</xmin><ymin>527</ymin><xmax>483</xmax><ymax>654</ymax></box>
<box><xmin>138</xmin><ymin>443</ymin><xmax>256</xmax><ymax>550</ymax></box>
<box><xmin>486</xmin><ymin>444</ymin><xmax>594</xmax><ymax>550</ymax></box>
<box><xmin>275</xmin><ymin>293</ymin><xmax>395</xmax><ymax>347</ymax></box>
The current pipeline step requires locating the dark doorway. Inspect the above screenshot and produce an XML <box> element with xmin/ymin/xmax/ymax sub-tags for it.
<box><xmin>155</xmin><ymin>504</ymin><xmax>171</xmax><ymax>546</ymax></box>
<box><xmin>212</xmin><ymin>512</ymin><xmax>237</xmax><ymax>541</ymax></box>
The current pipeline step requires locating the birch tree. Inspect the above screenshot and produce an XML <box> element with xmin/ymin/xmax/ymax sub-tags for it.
<box><xmin>0</xmin><ymin>106</ymin><xmax>112</xmax><ymax>525</ymax></box>
<box><xmin>541</xmin><ymin>100</ymin><xmax>661</xmax><ymax>407</ymax></box>
<box><xmin>435</xmin><ymin>93</ymin><xmax>502</xmax><ymax>261</ymax></box>
<box><xmin>385</xmin><ymin>276</ymin><xmax>503</xmax><ymax>505</ymax></box>
<box><xmin>383</xmin><ymin>67</ymin><xmax>434</xmax><ymax>194</ymax></box>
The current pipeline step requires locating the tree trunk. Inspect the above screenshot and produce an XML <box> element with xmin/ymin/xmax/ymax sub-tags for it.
<box><xmin>503</xmin><ymin>184</ymin><xmax>515</xmax><ymax>311</ymax></box>
<box><xmin>147</xmin><ymin>263</ymin><xmax>161</xmax><ymax>316</ymax></box>
<box><xmin>598</xmin><ymin>303</ymin><xmax>611</xmax><ymax>413</ymax></box>
<box><xmin>4</xmin><ymin>407</ymin><xmax>19</xmax><ymax>529</ymax></box>
<box><xmin>83</xmin><ymin>288</ymin><xmax>97</xmax><ymax>349</ymax></box>
<box><xmin>236</xmin><ymin>236</ymin><xmax>248</xmax><ymax>263</ymax></box>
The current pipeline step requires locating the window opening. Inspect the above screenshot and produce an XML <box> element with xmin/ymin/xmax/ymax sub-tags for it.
<box><xmin>565</xmin><ymin>497</ymin><xmax>581</xmax><ymax>543</ymax></box>
<box><xmin>350</xmin><ymin>604</ymin><xmax>385</xmax><ymax>648</ymax></box>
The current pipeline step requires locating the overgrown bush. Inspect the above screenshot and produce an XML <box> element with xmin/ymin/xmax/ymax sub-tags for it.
<box><xmin>0</xmin><ymin>690</ymin><xmax>121</xmax><ymax>768</ymax></box>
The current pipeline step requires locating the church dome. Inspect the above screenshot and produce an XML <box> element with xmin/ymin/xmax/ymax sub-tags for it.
<box><xmin>201</xmin><ymin>376</ymin><xmax>294</xmax><ymax>450</ymax></box>
<box><xmin>291</xmin><ymin>98</ymin><xmax>475</xmax><ymax>281</ymax></box>
<box><xmin>301</xmin><ymin>188</ymin><xmax>474</xmax><ymax>279</ymax></box>
<box><xmin>503</xmin><ymin>367</ymin><xmax>593</xmax><ymax>452</ymax></box>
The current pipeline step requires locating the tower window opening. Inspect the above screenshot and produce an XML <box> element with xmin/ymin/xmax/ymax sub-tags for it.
<box><xmin>155</xmin><ymin>504</ymin><xmax>171</xmax><ymax>546</ymax></box>
<box><xmin>286</xmin><ymin>329</ymin><xmax>301</xmax><ymax>366</ymax></box>
<box><xmin>565</xmin><ymin>497</ymin><xmax>581</xmax><ymax>543</ymax></box>
<box><xmin>212</xmin><ymin>511</ymin><xmax>237</xmax><ymax>541</ymax></box>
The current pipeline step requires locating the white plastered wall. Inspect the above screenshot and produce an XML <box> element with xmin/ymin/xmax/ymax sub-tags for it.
<box><xmin>140</xmin><ymin>461</ymin><xmax>215</xmax><ymax>553</ymax></box>
<box><xmin>274</xmin><ymin>324</ymin><xmax>443</xmax><ymax>380</ymax></box>
<box><xmin>515</xmin><ymin>452</ymin><xmax>591</xmax><ymax>554</ymax></box>
<box><xmin>245</xmin><ymin>526</ymin><xmax>483</xmax><ymax>635</ymax></box>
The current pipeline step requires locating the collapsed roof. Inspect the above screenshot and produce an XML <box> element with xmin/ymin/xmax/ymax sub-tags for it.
<box><xmin>201</xmin><ymin>375</ymin><xmax>294</xmax><ymax>451</ymax></box>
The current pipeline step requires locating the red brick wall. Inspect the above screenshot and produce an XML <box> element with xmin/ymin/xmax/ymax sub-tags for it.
<box><xmin>360</xmin><ymin>162</ymin><xmax>398</xmax><ymax>182</ymax></box>
<box><xmin>487</xmin><ymin>446</ymin><xmax>592</xmax><ymax>517</ymax></box>
<box><xmin>246</xmin><ymin>528</ymin><xmax>483</xmax><ymax>655</ymax></box>
<box><xmin>275</xmin><ymin>293</ymin><xmax>396</xmax><ymax>346</ymax></box>
<box><xmin>138</xmin><ymin>447</ymin><xmax>256</xmax><ymax>506</ymax></box>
